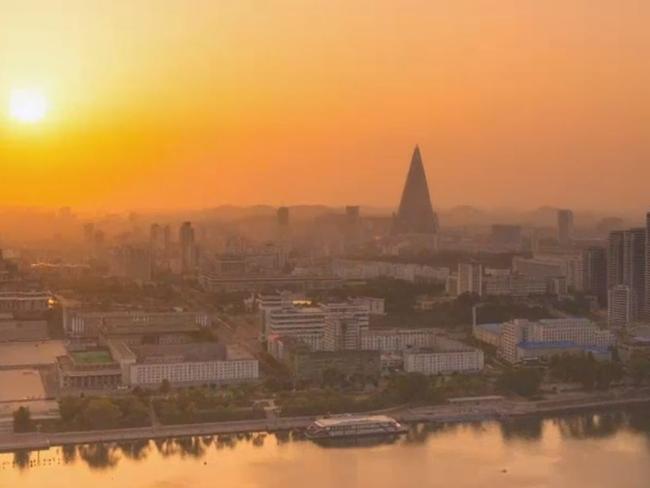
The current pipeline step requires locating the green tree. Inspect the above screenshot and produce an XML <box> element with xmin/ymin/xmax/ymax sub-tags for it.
<box><xmin>58</xmin><ymin>396</ymin><xmax>86</xmax><ymax>425</ymax></box>
<box><xmin>13</xmin><ymin>406</ymin><xmax>33</xmax><ymax>433</ymax></box>
<box><xmin>498</xmin><ymin>368</ymin><xmax>542</xmax><ymax>397</ymax></box>
<box><xmin>628</xmin><ymin>354</ymin><xmax>650</xmax><ymax>385</ymax></box>
<box><xmin>83</xmin><ymin>398</ymin><xmax>122</xmax><ymax>429</ymax></box>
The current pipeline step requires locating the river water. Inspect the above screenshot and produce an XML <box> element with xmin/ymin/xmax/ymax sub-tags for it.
<box><xmin>2</xmin><ymin>408</ymin><xmax>650</xmax><ymax>488</ymax></box>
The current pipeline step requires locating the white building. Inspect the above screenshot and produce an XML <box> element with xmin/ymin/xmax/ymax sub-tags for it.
<box><xmin>108</xmin><ymin>341</ymin><xmax>258</xmax><ymax>386</ymax></box>
<box><xmin>0</xmin><ymin>291</ymin><xmax>51</xmax><ymax>313</ymax></box>
<box><xmin>404</xmin><ymin>344</ymin><xmax>484</xmax><ymax>375</ymax></box>
<box><xmin>482</xmin><ymin>273</ymin><xmax>552</xmax><ymax>297</ymax></box>
<box><xmin>63</xmin><ymin>309</ymin><xmax>209</xmax><ymax>337</ymax></box>
<box><xmin>608</xmin><ymin>285</ymin><xmax>637</xmax><ymax>329</ymax></box>
<box><xmin>360</xmin><ymin>328</ymin><xmax>440</xmax><ymax>352</ymax></box>
<box><xmin>265</xmin><ymin>306</ymin><xmax>327</xmax><ymax>351</ymax></box>
<box><xmin>457</xmin><ymin>262</ymin><xmax>483</xmax><ymax>295</ymax></box>
<box><xmin>497</xmin><ymin>318</ymin><xmax>614</xmax><ymax>364</ymax></box>
<box><xmin>321</xmin><ymin>302</ymin><xmax>370</xmax><ymax>351</ymax></box>
<box><xmin>513</xmin><ymin>253</ymin><xmax>584</xmax><ymax>291</ymax></box>
<box><xmin>349</xmin><ymin>296</ymin><xmax>385</xmax><ymax>315</ymax></box>
<box><xmin>332</xmin><ymin>259</ymin><xmax>449</xmax><ymax>284</ymax></box>
<box><xmin>472</xmin><ymin>323</ymin><xmax>502</xmax><ymax>348</ymax></box>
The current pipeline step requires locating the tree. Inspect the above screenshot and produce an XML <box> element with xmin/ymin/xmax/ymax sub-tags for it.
<box><xmin>83</xmin><ymin>398</ymin><xmax>122</xmax><ymax>429</ymax></box>
<box><xmin>59</xmin><ymin>396</ymin><xmax>86</xmax><ymax>425</ymax></box>
<box><xmin>321</xmin><ymin>368</ymin><xmax>346</xmax><ymax>388</ymax></box>
<box><xmin>498</xmin><ymin>368</ymin><xmax>542</xmax><ymax>397</ymax></box>
<box><xmin>13</xmin><ymin>406</ymin><xmax>33</xmax><ymax>433</ymax></box>
<box><xmin>159</xmin><ymin>379</ymin><xmax>171</xmax><ymax>395</ymax></box>
<box><xmin>628</xmin><ymin>354</ymin><xmax>650</xmax><ymax>385</ymax></box>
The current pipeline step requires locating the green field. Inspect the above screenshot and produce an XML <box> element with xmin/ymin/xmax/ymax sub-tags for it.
<box><xmin>71</xmin><ymin>350</ymin><xmax>113</xmax><ymax>364</ymax></box>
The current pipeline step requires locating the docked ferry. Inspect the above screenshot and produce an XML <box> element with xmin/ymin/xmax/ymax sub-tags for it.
<box><xmin>305</xmin><ymin>414</ymin><xmax>408</xmax><ymax>440</ymax></box>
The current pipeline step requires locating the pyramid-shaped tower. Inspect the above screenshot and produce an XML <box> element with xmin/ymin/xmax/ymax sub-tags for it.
<box><xmin>392</xmin><ymin>146</ymin><xmax>439</xmax><ymax>235</ymax></box>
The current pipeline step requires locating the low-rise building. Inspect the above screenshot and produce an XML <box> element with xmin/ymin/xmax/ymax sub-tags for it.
<box><xmin>404</xmin><ymin>342</ymin><xmax>484</xmax><ymax>375</ymax></box>
<box><xmin>57</xmin><ymin>341</ymin><xmax>259</xmax><ymax>390</ymax></box>
<box><xmin>269</xmin><ymin>336</ymin><xmax>380</xmax><ymax>382</ymax></box>
<box><xmin>0</xmin><ymin>314</ymin><xmax>48</xmax><ymax>342</ymax></box>
<box><xmin>0</xmin><ymin>291</ymin><xmax>51</xmax><ymax>313</ymax></box>
<box><xmin>123</xmin><ymin>343</ymin><xmax>258</xmax><ymax>387</ymax></box>
<box><xmin>360</xmin><ymin>328</ymin><xmax>440</xmax><ymax>351</ymax></box>
<box><xmin>493</xmin><ymin>318</ymin><xmax>615</xmax><ymax>364</ymax></box>
<box><xmin>472</xmin><ymin>322</ymin><xmax>502</xmax><ymax>348</ymax></box>
<box><xmin>265</xmin><ymin>306</ymin><xmax>326</xmax><ymax>351</ymax></box>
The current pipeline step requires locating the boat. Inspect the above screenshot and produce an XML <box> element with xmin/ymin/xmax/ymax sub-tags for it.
<box><xmin>305</xmin><ymin>414</ymin><xmax>408</xmax><ymax>440</ymax></box>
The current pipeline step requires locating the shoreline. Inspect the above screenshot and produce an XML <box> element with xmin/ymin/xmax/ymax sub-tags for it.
<box><xmin>1</xmin><ymin>392</ymin><xmax>649</xmax><ymax>453</ymax></box>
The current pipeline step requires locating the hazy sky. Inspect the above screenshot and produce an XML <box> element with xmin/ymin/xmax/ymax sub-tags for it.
<box><xmin>1</xmin><ymin>1</ymin><xmax>648</xmax><ymax>211</ymax></box>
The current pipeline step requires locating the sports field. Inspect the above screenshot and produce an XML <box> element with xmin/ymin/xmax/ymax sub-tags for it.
<box><xmin>71</xmin><ymin>350</ymin><xmax>113</xmax><ymax>364</ymax></box>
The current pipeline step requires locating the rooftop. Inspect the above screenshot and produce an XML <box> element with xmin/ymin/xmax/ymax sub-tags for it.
<box><xmin>475</xmin><ymin>323</ymin><xmax>502</xmax><ymax>334</ymax></box>
<box><xmin>132</xmin><ymin>343</ymin><xmax>228</xmax><ymax>363</ymax></box>
<box><xmin>517</xmin><ymin>341</ymin><xmax>578</xmax><ymax>350</ymax></box>
<box><xmin>314</xmin><ymin>414</ymin><xmax>397</xmax><ymax>428</ymax></box>
<box><xmin>71</xmin><ymin>350</ymin><xmax>114</xmax><ymax>365</ymax></box>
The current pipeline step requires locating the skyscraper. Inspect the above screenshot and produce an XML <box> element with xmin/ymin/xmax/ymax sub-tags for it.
<box><xmin>607</xmin><ymin>227</ymin><xmax>646</xmax><ymax>318</ymax></box>
<box><xmin>608</xmin><ymin>285</ymin><xmax>637</xmax><ymax>329</ymax></box>
<box><xmin>557</xmin><ymin>209</ymin><xmax>574</xmax><ymax>247</ymax></box>
<box><xmin>583</xmin><ymin>246</ymin><xmax>607</xmax><ymax>307</ymax></box>
<box><xmin>607</xmin><ymin>230</ymin><xmax>625</xmax><ymax>290</ymax></box>
<box><xmin>392</xmin><ymin>146</ymin><xmax>438</xmax><ymax>235</ymax></box>
<box><xmin>179</xmin><ymin>221</ymin><xmax>196</xmax><ymax>273</ymax></box>
<box><xmin>623</xmin><ymin>227</ymin><xmax>646</xmax><ymax>317</ymax></box>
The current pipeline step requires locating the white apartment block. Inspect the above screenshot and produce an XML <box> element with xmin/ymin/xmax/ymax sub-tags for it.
<box><xmin>608</xmin><ymin>285</ymin><xmax>637</xmax><ymax>329</ymax></box>
<box><xmin>513</xmin><ymin>253</ymin><xmax>584</xmax><ymax>291</ymax></box>
<box><xmin>404</xmin><ymin>347</ymin><xmax>484</xmax><ymax>375</ymax></box>
<box><xmin>457</xmin><ymin>262</ymin><xmax>483</xmax><ymax>295</ymax></box>
<box><xmin>321</xmin><ymin>302</ymin><xmax>370</xmax><ymax>351</ymax></box>
<box><xmin>108</xmin><ymin>341</ymin><xmax>258</xmax><ymax>386</ymax></box>
<box><xmin>129</xmin><ymin>357</ymin><xmax>258</xmax><ymax>386</ymax></box>
<box><xmin>332</xmin><ymin>259</ymin><xmax>449</xmax><ymax>283</ymax></box>
<box><xmin>0</xmin><ymin>291</ymin><xmax>51</xmax><ymax>312</ymax></box>
<box><xmin>265</xmin><ymin>306</ymin><xmax>326</xmax><ymax>351</ymax></box>
<box><xmin>482</xmin><ymin>274</ymin><xmax>549</xmax><ymax>297</ymax></box>
<box><xmin>497</xmin><ymin>318</ymin><xmax>614</xmax><ymax>364</ymax></box>
<box><xmin>360</xmin><ymin>328</ymin><xmax>439</xmax><ymax>352</ymax></box>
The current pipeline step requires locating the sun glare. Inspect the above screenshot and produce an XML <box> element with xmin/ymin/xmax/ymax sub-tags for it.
<box><xmin>9</xmin><ymin>89</ymin><xmax>48</xmax><ymax>124</ymax></box>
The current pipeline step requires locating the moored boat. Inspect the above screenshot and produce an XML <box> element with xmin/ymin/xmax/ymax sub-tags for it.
<box><xmin>305</xmin><ymin>414</ymin><xmax>407</xmax><ymax>440</ymax></box>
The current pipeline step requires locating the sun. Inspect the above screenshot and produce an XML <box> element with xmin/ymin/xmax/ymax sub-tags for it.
<box><xmin>9</xmin><ymin>89</ymin><xmax>48</xmax><ymax>124</ymax></box>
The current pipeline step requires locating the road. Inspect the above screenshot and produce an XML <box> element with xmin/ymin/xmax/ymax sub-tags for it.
<box><xmin>2</xmin><ymin>388</ymin><xmax>650</xmax><ymax>453</ymax></box>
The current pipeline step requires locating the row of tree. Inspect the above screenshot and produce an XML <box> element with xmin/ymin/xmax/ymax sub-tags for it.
<box><xmin>549</xmin><ymin>353</ymin><xmax>624</xmax><ymax>390</ymax></box>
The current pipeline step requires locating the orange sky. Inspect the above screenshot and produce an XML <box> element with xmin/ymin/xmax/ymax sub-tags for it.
<box><xmin>1</xmin><ymin>1</ymin><xmax>649</xmax><ymax>211</ymax></box>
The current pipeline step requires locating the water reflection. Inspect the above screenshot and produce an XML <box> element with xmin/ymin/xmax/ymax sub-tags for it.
<box><xmin>78</xmin><ymin>443</ymin><xmax>119</xmax><ymax>470</ymax></box>
<box><xmin>3</xmin><ymin>408</ymin><xmax>650</xmax><ymax>474</ymax></box>
<box><xmin>500</xmin><ymin>416</ymin><xmax>543</xmax><ymax>441</ymax></box>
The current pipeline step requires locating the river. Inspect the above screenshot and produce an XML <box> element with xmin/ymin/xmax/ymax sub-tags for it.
<box><xmin>2</xmin><ymin>407</ymin><xmax>650</xmax><ymax>487</ymax></box>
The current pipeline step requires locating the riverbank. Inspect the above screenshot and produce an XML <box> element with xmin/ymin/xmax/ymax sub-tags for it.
<box><xmin>1</xmin><ymin>389</ymin><xmax>649</xmax><ymax>452</ymax></box>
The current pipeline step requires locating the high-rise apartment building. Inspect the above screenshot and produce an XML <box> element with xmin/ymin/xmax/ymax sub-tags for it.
<box><xmin>607</xmin><ymin>227</ymin><xmax>646</xmax><ymax>317</ymax></box>
<box><xmin>557</xmin><ymin>209</ymin><xmax>574</xmax><ymax>247</ymax></box>
<box><xmin>583</xmin><ymin>246</ymin><xmax>607</xmax><ymax>306</ymax></box>
<box><xmin>179</xmin><ymin>221</ymin><xmax>197</xmax><ymax>273</ymax></box>
<box><xmin>457</xmin><ymin>262</ymin><xmax>483</xmax><ymax>296</ymax></box>
<box><xmin>608</xmin><ymin>285</ymin><xmax>637</xmax><ymax>329</ymax></box>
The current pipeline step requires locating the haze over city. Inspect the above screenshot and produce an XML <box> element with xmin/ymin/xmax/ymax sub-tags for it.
<box><xmin>2</xmin><ymin>2</ymin><xmax>650</xmax><ymax>488</ymax></box>
<box><xmin>2</xmin><ymin>1</ymin><xmax>650</xmax><ymax>211</ymax></box>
